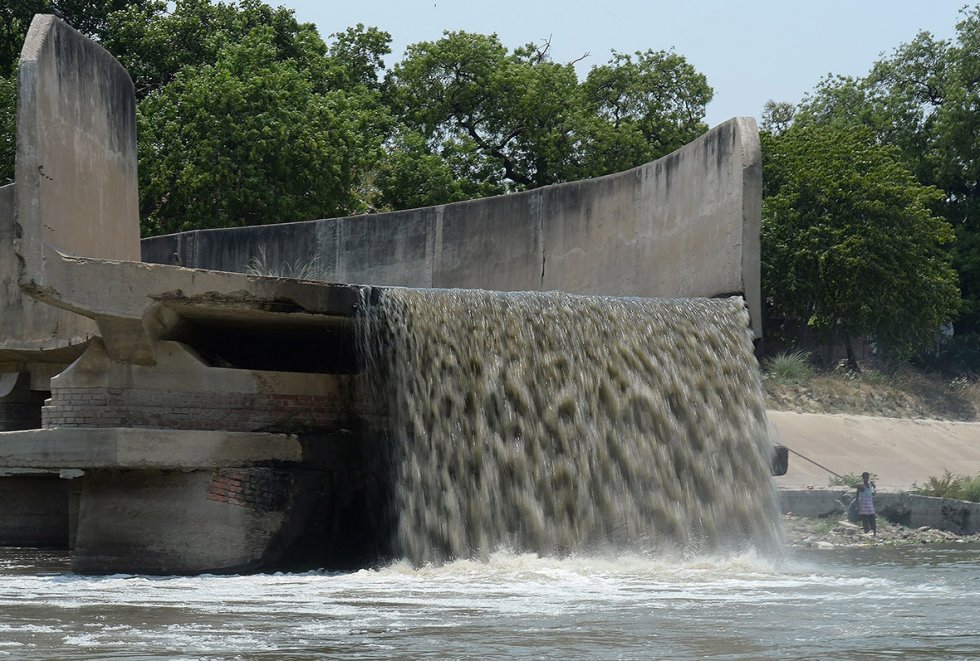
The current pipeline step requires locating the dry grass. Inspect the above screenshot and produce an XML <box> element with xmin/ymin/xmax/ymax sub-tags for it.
<box><xmin>763</xmin><ymin>364</ymin><xmax>979</xmax><ymax>421</ymax></box>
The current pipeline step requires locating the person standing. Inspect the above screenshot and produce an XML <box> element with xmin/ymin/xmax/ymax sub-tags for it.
<box><xmin>856</xmin><ymin>472</ymin><xmax>876</xmax><ymax>536</ymax></box>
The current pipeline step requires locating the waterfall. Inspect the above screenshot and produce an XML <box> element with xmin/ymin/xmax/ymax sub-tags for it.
<box><xmin>359</xmin><ymin>288</ymin><xmax>782</xmax><ymax>565</ymax></box>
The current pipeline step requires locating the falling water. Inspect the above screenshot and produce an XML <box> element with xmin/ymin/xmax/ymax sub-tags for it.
<box><xmin>359</xmin><ymin>288</ymin><xmax>782</xmax><ymax>565</ymax></box>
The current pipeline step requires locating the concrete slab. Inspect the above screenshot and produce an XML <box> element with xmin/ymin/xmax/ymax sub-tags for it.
<box><xmin>769</xmin><ymin>410</ymin><xmax>980</xmax><ymax>491</ymax></box>
<box><xmin>0</xmin><ymin>427</ymin><xmax>305</xmax><ymax>469</ymax></box>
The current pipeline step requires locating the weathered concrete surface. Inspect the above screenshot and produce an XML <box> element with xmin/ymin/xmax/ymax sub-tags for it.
<box><xmin>2</xmin><ymin>13</ymin><xmax>138</xmax><ymax>357</ymax></box>
<box><xmin>143</xmin><ymin>118</ymin><xmax>763</xmax><ymax>335</ymax></box>
<box><xmin>0</xmin><ymin>14</ymin><xmax>767</xmax><ymax>574</ymax></box>
<box><xmin>0</xmin><ymin>428</ymin><xmax>306</xmax><ymax>469</ymax></box>
<box><xmin>70</xmin><ymin>467</ymin><xmax>386</xmax><ymax>574</ymax></box>
<box><xmin>40</xmin><ymin>339</ymin><xmax>366</xmax><ymax>431</ymax></box>
<box><xmin>779</xmin><ymin>489</ymin><xmax>980</xmax><ymax>535</ymax></box>
<box><xmin>0</xmin><ymin>181</ymin><xmax>93</xmax><ymax>364</ymax></box>
<box><xmin>770</xmin><ymin>411</ymin><xmax>980</xmax><ymax>491</ymax></box>
<box><xmin>73</xmin><ymin>469</ymin><xmax>290</xmax><ymax>574</ymax></box>
<box><xmin>4</xmin><ymin>15</ymin><xmax>369</xmax><ymax>368</ymax></box>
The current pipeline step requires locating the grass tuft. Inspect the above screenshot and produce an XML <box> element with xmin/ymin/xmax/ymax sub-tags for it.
<box><xmin>763</xmin><ymin>351</ymin><xmax>814</xmax><ymax>385</ymax></box>
<box><xmin>245</xmin><ymin>246</ymin><xmax>320</xmax><ymax>280</ymax></box>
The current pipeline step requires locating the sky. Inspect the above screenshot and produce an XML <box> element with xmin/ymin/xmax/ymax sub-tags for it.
<box><xmin>279</xmin><ymin>0</ymin><xmax>969</xmax><ymax>128</ymax></box>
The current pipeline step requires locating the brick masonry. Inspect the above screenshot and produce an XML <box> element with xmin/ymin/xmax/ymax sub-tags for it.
<box><xmin>207</xmin><ymin>468</ymin><xmax>291</xmax><ymax>513</ymax></box>
<box><xmin>41</xmin><ymin>387</ymin><xmax>349</xmax><ymax>432</ymax></box>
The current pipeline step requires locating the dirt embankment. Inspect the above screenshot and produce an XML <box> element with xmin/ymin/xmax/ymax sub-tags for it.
<box><xmin>764</xmin><ymin>367</ymin><xmax>979</xmax><ymax>422</ymax></box>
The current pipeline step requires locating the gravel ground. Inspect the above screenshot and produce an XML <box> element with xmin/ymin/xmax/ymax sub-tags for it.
<box><xmin>782</xmin><ymin>513</ymin><xmax>980</xmax><ymax>548</ymax></box>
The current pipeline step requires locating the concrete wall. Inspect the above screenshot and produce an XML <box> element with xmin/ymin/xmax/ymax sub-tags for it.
<box><xmin>16</xmin><ymin>15</ymin><xmax>140</xmax><ymax>262</ymax></box>
<box><xmin>779</xmin><ymin>489</ymin><xmax>980</xmax><ymax>535</ymax></box>
<box><xmin>143</xmin><ymin>118</ymin><xmax>763</xmax><ymax>335</ymax></box>
<box><xmin>2</xmin><ymin>14</ymin><xmax>142</xmax><ymax>358</ymax></box>
<box><xmin>0</xmin><ymin>181</ymin><xmax>93</xmax><ymax>363</ymax></box>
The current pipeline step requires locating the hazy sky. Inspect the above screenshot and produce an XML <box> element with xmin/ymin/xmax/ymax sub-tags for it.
<box><xmin>279</xmin><ymin>0</ymin><xmax>968</xmax><ymax>127</ymax></box>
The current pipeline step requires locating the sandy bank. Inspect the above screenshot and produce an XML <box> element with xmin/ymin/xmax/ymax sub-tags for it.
<box><xmin>768</xmin><ymin>410</ymin><xmax>980</xmax><ymax>491</ymax></box>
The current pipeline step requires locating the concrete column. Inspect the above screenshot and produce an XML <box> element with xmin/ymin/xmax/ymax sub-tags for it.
<box><xmin>71</xmin><ymin>467</ymin><xmax>384</xmax><ymax>574</ymax></box>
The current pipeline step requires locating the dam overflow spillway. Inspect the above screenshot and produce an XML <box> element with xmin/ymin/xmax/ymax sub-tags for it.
<box><xmin>1</xmin><ymin>16</ymin><xmax>774</xmax><ymax>574</ymax></box>
<box><xmin>359</xmin><ymin>289</ymin><xmax>783</xmax><ymax>565</ymax></box>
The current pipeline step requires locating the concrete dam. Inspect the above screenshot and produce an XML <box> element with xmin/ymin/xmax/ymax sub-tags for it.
<box><xmin>0</xmin><ymin>15</ymin><xmax>781</xmax><ymax>574</ymax></box>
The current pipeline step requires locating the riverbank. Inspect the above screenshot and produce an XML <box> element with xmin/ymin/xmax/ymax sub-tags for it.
<box><xmin>782</xmin><ymin>513</ymin><xmax>980</xmax><ymax>548</ymax></box>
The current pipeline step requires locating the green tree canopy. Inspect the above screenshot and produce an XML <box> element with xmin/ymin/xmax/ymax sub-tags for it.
<box><xmin>100</xmin><ymin>0</ymin><xmax>327</xmax><ymax>100</ymax></box>
<box><xmin>379</xmin><ymin>31</ymin><xmax>712</xmax><ymax>209</ymax></box>
<box><xmin>1</xmin><ymin>1</ymin><xmax>715</xmax><ymax>232</ymax></box>
<box><xmin>579</xmin><ymin>49</ymin><xmax>712</xmax><ymax>175</ymax></box>
<box><xmin>762</xmin><ymin>123</ymin><xmax>959</xmax><ymax>364</ymax></box>
<box><xmin>137</xmin><ymin>24</ymin><xmax>389</xmax><ymax>234</ymax></box>
<box><xmin>782</xmin><ymin>5</ymin><xmax>980</xmax><ymax>334</ymax></box>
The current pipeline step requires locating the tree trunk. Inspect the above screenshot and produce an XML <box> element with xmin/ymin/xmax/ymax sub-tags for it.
<box><xmin>844</xmin><ymin>335</ymin><xmax>861</xmax><ymax>372</ymax></box>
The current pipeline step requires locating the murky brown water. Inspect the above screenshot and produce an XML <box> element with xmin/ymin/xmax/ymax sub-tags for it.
<box><xmin>360</xmin><ymin>290</ymin><xmax>781</xmax><ymax>564</ymax></box>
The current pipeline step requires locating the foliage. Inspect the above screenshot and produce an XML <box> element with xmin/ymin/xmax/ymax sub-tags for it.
<box><xmin>100</xmin><ymin>0</ymin><xmax>326</xmax><ymax>99</ymax></box>
<box><xmin>578</xmin><ymin>48</ymin><xmax>713</xmax><ymax>176</ymax></box>
<box><xmin>911</xmin><ymin>470</ymin><xmax>980</xmax><ymax>503</ymax></box>
<box><xmin>761</xmin><ymin>122</ymin><xmax>960</xmax><ymax>362</ymax></box>
<box><xmin>0</xmin><ymin>73</ymin><xmax>13</xmax><ymax>185</ymax></box>
<box><xmin>1</xmin><ymin>1</ymin><xmax>716</xmax><ymax>230</ymax></box>
<box><xmin>785</xmin><ymin>5</ymin><xmax>980</xmax><ymax>336</ymax></box>
<box><xmin>762</xmin><ymin>350</ymin><xmax>814</xmax><ymax>385</ymax></box>
<box><xmin>380</xmin><ymin>32</ymin><xmax>711</xmax><ymax>208</ymax></box>
<box><xmin>383</xmin><ymin>31</ymin><xmax>583</xmax><ymax>202</ymax></box>
<box><xmin>136</xmin><ymin>24</ymin><xmax>387</xmax><ymax>234</ymax></box>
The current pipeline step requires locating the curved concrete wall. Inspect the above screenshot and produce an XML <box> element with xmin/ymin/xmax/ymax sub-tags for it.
<box><xmin>143</xmin><ymin>118</ymin><xmax>762</xmax><ymax>334</ymax></box>
<box><xmin>2</xmin><ymin>15</ymin><xmax>140</xmax><ymax>361</ymax></box>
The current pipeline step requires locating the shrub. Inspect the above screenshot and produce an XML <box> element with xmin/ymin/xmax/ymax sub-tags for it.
<box><xmin>911</xmin><ymin>470</ymin><xmax>980</xmax><ymax>503</ymax></box>
<box><xmin>763</xmin><ymin>350</ymin><xmax>814</xmax><ymax>385</ymax></box>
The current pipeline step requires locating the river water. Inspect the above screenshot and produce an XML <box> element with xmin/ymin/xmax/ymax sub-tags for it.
<box><xmin>5</xmin><ymin>291</ymin><xmax>975</xmax><ymax>658</ymax></box>
<box><xmin>2</xmin><ymin>543</ymin><xmax>979</xmax><ymax>659</ymax></box>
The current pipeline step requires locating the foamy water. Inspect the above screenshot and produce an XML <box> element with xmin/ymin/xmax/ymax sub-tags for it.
<box><xmin>2</xmin><ymin>546</ymin><xmax>979</xmax><ymax>659</ymax></box>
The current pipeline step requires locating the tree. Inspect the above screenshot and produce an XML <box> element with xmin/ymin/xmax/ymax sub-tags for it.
<box><xmin>137</xmin><ymin>25</ymin><xmax>387</xmax><ymax>235</ymax></box>
<box><xmin>762</xmin><ymin>123</ymin><xmax>959</xmax><ymax>366</ymax></box>
<box><xmin>760</xmin><ymin>100</ymin><xmax>795</xmax><ymax>136</ymax></box>
<box><xmin>384</xmin><ymin>32</ymin><xmax>583</xmax><ymax>199</ymax></box>
<box><xmin>380</xmin><ymin>32</ymin><xmax>712</xmax><ymax>208</ymax></box>
<box><xmin>101</xmin><ymin>0</ymin><xmax>327</xmax><ymax>100</ymax></box>
<box><xmin>789</xmin><ymin>5</ymin><xmax>980</xmax><ymax>335</ymax></box>
<box><xmin>579</xmin><ymin>48</ymin><xmax>712</xmax><ymax>176</ymax></box>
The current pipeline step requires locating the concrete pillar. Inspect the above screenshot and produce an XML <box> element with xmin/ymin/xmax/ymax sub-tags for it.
<box><xmin>71</xmin><ymin>467</ymin><xmax>386</xmax><ymax>574</ymax></box>
<box><xmin>0</xmin><ymin>373</ymin><xmax>70</xmax><ymax>547</ymax></box>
